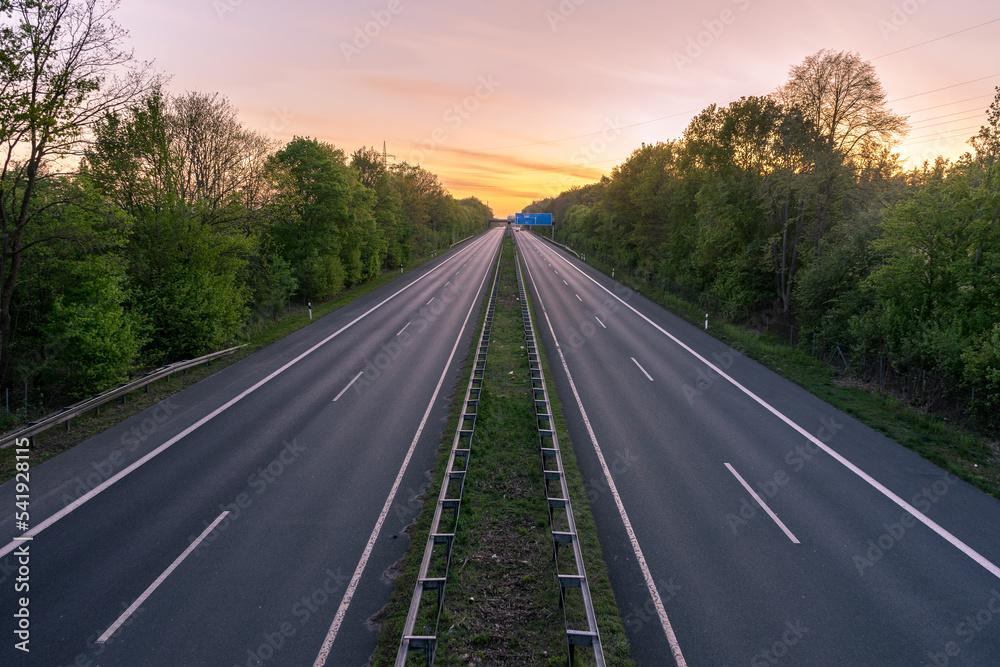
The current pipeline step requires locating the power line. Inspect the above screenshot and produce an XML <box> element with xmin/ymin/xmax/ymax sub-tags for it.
<box><xmin>888</xmin><ymin>73</ymin><xmax>1000</xmax><ymax>103</ymax></box>
<box><xmin>908</xmin><ymin>108</ymin><xmax>987</xmax><ymax>126</ymax></box>
<box><xmin>908</xmin><ymin>114</ymin><xmax>984</xmax><ymax>131</ymax></box>
<box><xmin>432</xmin><ymin>73</ymin><xmax>996</xmax><ymax>157</ymax></box>
<box><xmin>456</xmin><ymin>110</ymin><xmax>699</xmax><ymax>152</ymax></box>
<box><xmin>901</xmin><ymin>132</ymin><xmax>977</xmax><ymax>147</ymax></box>
<box><xmin>871</xmin><ymin>18</ymin><xmax>1000</xmax><ymax>60</ymax></box>
<box><xmin>441</xmin><ymin>85</ymin><xmax>996</xmax><ymax>182</ymax></box>
<box><xmin>409</xmin><ymin>23</ymin><xmax>1000</xmax><ymax>174</ymax></box>
<box><xmin>899</xmin><ymin>93</ymin><xmax>995</xmax><ymax>116</ymax></box>
<box><xmin>406</xmin><ymin>109</ymin><xmax>693</xmax><ymax>155</ymax></box>
<box><xmin>901</xmin><ymin>124</ymin><xmax>982</xmax><ymax>143</ymax></box>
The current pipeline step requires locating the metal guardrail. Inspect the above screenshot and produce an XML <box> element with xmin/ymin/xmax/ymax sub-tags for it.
<box><xmin>449</xmin><ymin>234</ymin><xmax>475</xmax><ymax>248</ymax></box>
<box><xmin>532</xmin><ymin>231</ymin><xmax>582</xmax><ymax>259</ymax></box>
<box><xmin>0</xmin><ymin>344</ymin><xmax>246</xmax><ymax>449</ymax></box>
<box><xmin>514</xmin><ymin>240</ymin><xmax>605</xmax><ymax>665</ymax></box>
<box><xmin>396</xmin><ymin>243</ymin><xmax>503</xmax><ymax>665</ymax></box>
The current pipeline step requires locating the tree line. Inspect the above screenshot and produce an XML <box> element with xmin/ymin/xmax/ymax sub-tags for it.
<box><xmin>0</xmin><ymin>0</ymin><xmax>491</xmax><ymax>413</ymax></box>
<box><xmin>526</xmin><ymin>50</ymin><xmax>1000</xmax><ymax>425</ymax></box>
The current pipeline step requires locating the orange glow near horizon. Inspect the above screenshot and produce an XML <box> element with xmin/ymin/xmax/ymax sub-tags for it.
<box><xmin>120</xmin><ymin>0</ymin><xmax>999</xmax><ymax>216</ymax></box>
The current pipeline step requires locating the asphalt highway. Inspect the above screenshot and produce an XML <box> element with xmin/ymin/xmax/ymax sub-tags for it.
<box><xmin>0</xmin><ymin>227</ymin><xmax>504</xmax><ymax>666</ymax></box>
<box><xmin>514</xmin><ymin>228</ymin><xmax>1000</xmax><ymax>667</ymax></box>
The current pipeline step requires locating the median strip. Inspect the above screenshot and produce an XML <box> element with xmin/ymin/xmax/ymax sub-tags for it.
<box><xmin>515</xmin><ymin>244</ymin><xmax>605</xmax><ymax>663</ymax></box>
<box><xmin>373</xmin><ymin>232</ymin><xmax>633</xmax><ymax>665</ymax></box>
<box><xmin>393</xmin><ymin>238</ymin><xmax>503</xmax><ymax>663</ymax></box>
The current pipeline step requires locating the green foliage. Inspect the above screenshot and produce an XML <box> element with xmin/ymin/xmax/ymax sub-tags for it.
<box><xmin>270</xmin><ymin>137</ymin><xmax>383</xmax><ymax>296</ymax></box>
<box><xmin>853</xmin><ymin>161</ymin><xmax>999</xmax><ymax>385</ymax></box>
<box><xmin>533</xmin><ymin>69</ymin><xmax>1000</xmax><ymax>428</ymax></box>
<box><xmin>963</xmin><ymin>325</ymin><xmax>1000</xmax><ymax>414</ymax></box>
<box><xmin>240</xmin><ymin>243</ymin><xmax>298</xmax><ymax>328</ymax></box>
<box><xmin>127</xmin><ymin>209</ymin><xmax>251</xmax><ymax>362</ymax></box>
<box><xmin>9</xmin><ymin>175</ymin><xmax>143</xmax><ymax>399</ymax></box>
<box><xmin>43</xmin><ymin>257</ymin><xmax>144</xmax><ymax>398</ymax></box>
<box><xmin>1</xmin><ymin>4</ymin><xmax>493</xmax><ymax>417</ymax></box>
<box><xmin>793</xmin><ymin>211</ymin><xmax>882</xmax><ymax>346</ymax></box>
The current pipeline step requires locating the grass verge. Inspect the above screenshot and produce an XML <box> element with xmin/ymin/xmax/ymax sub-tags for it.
<box><xmin>571</xmin><ymin>246</ymin><xmax>1000</xmax><ymax>502</ymax></box>
<box><xmin>370</xmin><ymin>236</ymin><xmax>633</xmax><ymax>665</ymax></box>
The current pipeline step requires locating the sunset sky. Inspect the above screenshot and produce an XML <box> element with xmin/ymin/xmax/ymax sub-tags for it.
<box><xmin>117</xmin><ymin>0</ymin><xmax>1000</xmax><ymax>215</ymax></box>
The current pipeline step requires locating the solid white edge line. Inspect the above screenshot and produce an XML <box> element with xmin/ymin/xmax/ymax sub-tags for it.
<box><xmin>0</xmin><ymin>234</ymin><xmax>492</xmax><ymax>560</ymax></box>
<box><xmin>97</xmin><ymin>511</ymin><xmax>230</xmax><ymax>643</ymax></box>
<box><xmin>518</xmin><ymin>234</ymin><xmax>688</xmax><ymax>667</ymax></box>
<box><xmin>332</xmin><ymin>371</ymin><xmax>365</xmax><ymax>402</ymax></box>
<box><xmin>631</xmin><ymin>357</ymin><xmax>654</xmax><ymax>382</ymax></box>
<box><xmin>724</xmin><ymin>463</ymin><xmax>800</xmax><ymax>544</ymax></box>
<box><xmin>312</xmin><ymin>229</ymin><xmax>503</xmax><ymax>666</ymax></box>
<box><xmin>534</xmin><ymin>237</ymin><xmax>1000</xmax><ymax>582</ymax></box>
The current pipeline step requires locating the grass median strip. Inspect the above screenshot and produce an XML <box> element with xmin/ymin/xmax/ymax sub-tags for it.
<box><xmin>373</xmin><ymin>235</ymin><xmax>633</xmax><ymax>665</ymax></box>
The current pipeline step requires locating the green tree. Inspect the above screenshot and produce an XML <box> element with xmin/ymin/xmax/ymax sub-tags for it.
<box><xmin>854</xmin><ymin>163</ymin><xmax>994</xmax><ymax>382</ymax></box>
<box><xmin>10</xmin><ymin>175</ymin><xmax>142</xmax><ymax>400</ymax></box>
<box><xmin>86</xmin><ymin>90</ymin><xmax>258</xmax><ymax>361</ymax></box>
<box><xmin>351</xmin><ymin>146</ymin><xmax>410</xmax><ymax>268</ymax></box>
<box><xmin>0</xmin><ymin>0</ymin><xmax>155</xmax><ymax>386</ymax></box>
<box><xmin>270</xmin><ymin>137</ymin><xmax>378</xmax><ymax>297</ymax></box>
<box><xmin>777</xmin><ymin>50</ymin><xmax>907</xmax><ymax>256</ymax></box>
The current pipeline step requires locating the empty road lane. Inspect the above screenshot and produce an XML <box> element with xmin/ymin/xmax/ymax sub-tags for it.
<box><xmin>514</xmin><ymin>229</ymin><xmax>1000</xmax><ymax>667</ymax></box>
<box><xmin>0</xmin><ymin>228</ymin><xmax>504</xmax><ymax>666</ymax></box>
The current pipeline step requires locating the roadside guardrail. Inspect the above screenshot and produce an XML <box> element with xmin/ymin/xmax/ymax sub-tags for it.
<box><xmin>396</xmin><ymin>244</ymin><xmax>503</xmax><ymax>664</ymax></box>
<box><xmin>0</xmin><ymin>344</ymin><xmax>245</xmax><ymax>449</ymax></box>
